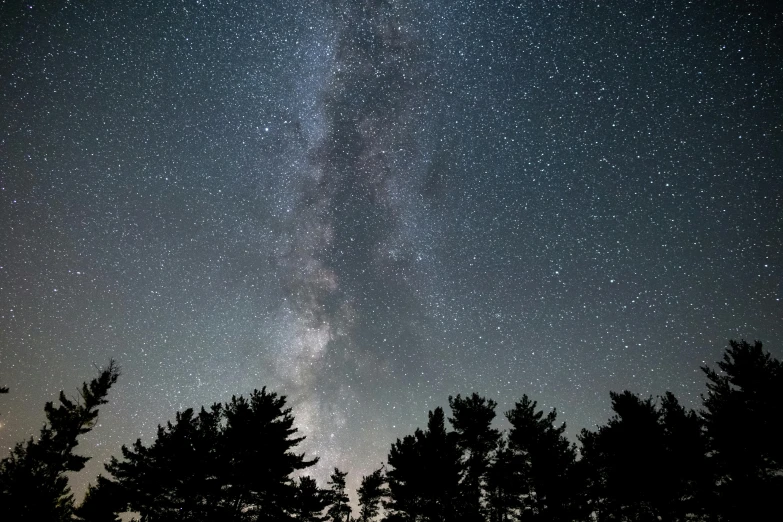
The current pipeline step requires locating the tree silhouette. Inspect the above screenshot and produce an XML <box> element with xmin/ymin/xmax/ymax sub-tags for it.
<box><xmin>385</xmin><ymin>407</ymin><xmax>461</xmax><ymax>522</ymax></box>
<box><xmin>102</xmin><ymin>387</ymin><xmax>317</xmax><ymax>521</ymax></box>
<box><xmin>484</xmin><ymin>438</ymin><xmax>522</xmax><ymax>522</ymax></box>
<box><xmin>74</xmin><ymin>475</ymin><xmax>125</xmax><ymax>522</ymax></box>
<box><xmin>422</xmin><ymin>407</ymin><xmax>462</xmax><ymax>522</ymax></box>
<box><xmin>104</xmin><ymin>404</ymin><xmax>225</xmax><ymax>520</ymax></box>
<box><xmin>701</xmin><ymin>339</ymin><xmax>783</xmax><ymax>521</ymax></box>
<box><xmin>296</xmin><ymin>476</ymin><xmax>329</xmax><ymax>522</ymax></box>
<box><xmin>4</xmin><ymin>337</ymin><xmax>769</xmax><ymax>522</ymax></box>
<box><xmin>223</xmin><ymin>390</ymin><xmax>318</xmax><ymax>521</ymax></box>
<box><xmin>578</xmin><ymin>390</ymin><xmax>708</xmax><ymax>522</ymax></box>
<box><xmin>326</xmin><ymin>468</ymin><xmax>352</xmax><ymax>522</ymax></box>
<box><xmin>0</xmin><ymin>361</ymin><xmax>120</xmax><ymax>522</ymax></box>
<box><xmin>448</xmin><ymin>393</ymin><xmax>501</xmax><ymax>522</ymax></box>
<box><xmin>357</xmin><ymin>467</ymin><xmax>387</xmax><ymax>522</ymax></box>
<box><xmin>506</xmin><ymin>395</ymin><xmax>577</xmax><ymax>522</ymax></box>
<box><xmin>384</xmin><ymin>430</ymin><xmax>423</xmax><ymax>521</ymax></box>
<box><xmin>581</xmin><ymin>391</ymin><xmax>669</xmax><ymax>521</ymax></box>
<box><xmin>658</xmin><ymin>391</ymin><xmax>710</xmax><ymax>520</ymax></box>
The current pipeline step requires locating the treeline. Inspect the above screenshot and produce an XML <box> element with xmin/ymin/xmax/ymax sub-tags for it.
<box><xmin>1</xmin><ymin>340</ymin><xmax>780</xmax><ymax>521</ymax></box>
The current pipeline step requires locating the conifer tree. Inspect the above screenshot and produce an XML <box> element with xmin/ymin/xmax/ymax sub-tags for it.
<box><xmin>506</xmin><ymin>395</ymin><xmax>577</xmax><ymax>522</ymax></box>
<box><xmin>484</xmin><ymin>438</ymin><xmax>522</xmax><ymax>522</ymax></box>
<box><xmin>0</xmin><ymin>361</ymin><xmax>120</xmax><ymax>522</ymax></box>
<box><xmin>296</xmin><ymin>476</ymin><xmax>329</xmax><ymax>522</ymax></box>
<box><xmin>579</xmin><ymin>392</ymin><xmax>665</xmax><ymax>521</ymax></box>
<box><xmin>74</xmin><ymin>475</ymin><xmax>124</xmax><ymax>522</ymax></box>
<box><xmin>701</xmin><ymin>339</ymin><xmax>783</xmax><ymax>521</ymax></box>
<box><xmin>357</xmin><ymin>467</ymin><xmax>387</xmax><ymax>522</ymax></box>
<box><xmin>326</xmin><ymin>468</ymin><xmax>352</xmax><ymax>522</ymax></box>
<box><xmin>385</xmin><ymin>430</ymin><xmax>423</xmax><ymax>521</ymax></box>
<box><xmin>224</xmin><ymin>389</ymin><xmax>317</xmax><ymax>521</ymax></box>
<box><xmin>448</xmin><ymin>393</ymin><xmax>501</xmax><ymax>522</ymax></box>
<box><xmin>658</xmin><ymin>391</ymin><xmax>710</xmax><ymax>520</ymax></box>
<box><xmin>386</xmin><ymin>407</ymin><xmax>461</xmax><ymax>522</ymax></box>
<box><xmin>105</xmin><ymin>405</ymin><xmax>225</xmax><ymax>520</ymax></box>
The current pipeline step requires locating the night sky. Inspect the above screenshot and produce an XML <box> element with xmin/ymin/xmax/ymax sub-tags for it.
<box><xmin>1</xmin><ymin>0</ymin><xmax>781</xmax><ymax>504</ymax></box>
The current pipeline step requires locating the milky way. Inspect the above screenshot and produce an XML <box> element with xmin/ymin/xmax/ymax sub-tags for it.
<box><xmin>1</xmin><ymin>0</ymin><xmax>781</xmax><ymax>503</ymax></box>
<box><xmin>269</xmin><ymin>0</ymin><xmax>451</xmax><ymax>475</ymax></box>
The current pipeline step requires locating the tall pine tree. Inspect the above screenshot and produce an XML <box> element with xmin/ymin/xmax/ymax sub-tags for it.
<box><xmin>448</xmin><ymin>393</ymin><xmax>501</xmax><ymax>522</ymax></box>
<box><xmin>326</xmin><ymin>468</ymin><xmax>352</xmax><ymax>522</ymax></box>
<box><xmin>484</xmin><ymin>438</ymin><xmax>522</xmax><ymax>522</ymax></box>
<box><xmin>701</xmin><ymin>339</ymin><xmax>783</xmax><ymax>521</ymax></box>
<box><xmin>385</xmin><ymin>407</ymin><xmax>461</xmax><ymax>522</ymax></box>
<box><xmin>0</xmin><ymin>361</ymin><xmax>120</xmax><ymax>522</ymax></box>
<box><xmin>295</xmin><ymin>476</ymin><xmax>329</xmax><ymax>522</ymax></box>
<box><xmin>357</xmin><ymin>467</ymin><xmax>387</xmax><ymax>522</ymax></box>
<box><xmin>506</xmin><ymin>395</ymin><xmax>577</xmax><ymax>522</ymax></box>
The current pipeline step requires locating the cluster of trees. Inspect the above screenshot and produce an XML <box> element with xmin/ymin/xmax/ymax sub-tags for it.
<box><xmin>1</xmin><ymin>340</ymin><xmax>780</xmax><ymax>521</ymax></box>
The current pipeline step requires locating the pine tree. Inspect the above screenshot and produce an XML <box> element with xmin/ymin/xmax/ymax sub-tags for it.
<box><xmin>701</xmin><ymin>339</ymin><xmax>783</xmax><ymax>520</ymax></box>
<box><xmin>223</xmin><ymin>389</ymin><xmax>317</xmax><ymax>521</ymax></box>
<box><xmin>385</xmin><ymin>431</ymin><xmax>424</xmax><ymax>521</ymax></box>
<box><xmin>74</xmin><ymin>475</ymin><xmax>124</xmax><ymax>522</ymax></box>
<box><xmin>579</xmin><ymin>392</ymin><xmax>665</xmax><ymax>521</ymax></box>
<box><xmin>0</xmin><ymin>361</ymin><xmax>120</xmax><ymax>522</ymax></box>
<box><xmin>105</xmin><ymin>405</ymin><xmax>225</xmax><ymax>520</ymax></box>
<box><xmin>326</xmin><ymin>468</ymin><xmax>352</xmax><ymax>522</ymax></box>
<box><xmin>357</xmin><ymin>467</ymin><xmax>387</xmax><ymax>522</ymax></box>
<box><xmin>506</xmin><ymin>395</ymin><xmax>577</xmax><ymax>522</ymax></box>
<box><xmin>296</xmin><ymin>476</ymin><xmax>329</xmax><ymax>522</ymax></box>
<box><xmin>485</xmin><ymin>438</ymin><xmax>522</xmax><ymax>522</ymax></box>
<box><xmin>658</xmin><ymin>391</ymin><xmax>710</xmax><ymax>520</ymax></box>
<box><xmin>385</xmin><ymin>407</ymin><xmax>461</xmax><ymax>522</ymax></box>
<box><xmin>448</xmin><ymin>393</ymin><xmax>501</xmax><ymax>522</ymax></box>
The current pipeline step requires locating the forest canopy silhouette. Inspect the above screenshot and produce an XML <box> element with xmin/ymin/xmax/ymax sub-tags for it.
<box><xmin>1</xmin><ymin>339</ymin><xmax>780</xmax><ymax>522</ymax></box>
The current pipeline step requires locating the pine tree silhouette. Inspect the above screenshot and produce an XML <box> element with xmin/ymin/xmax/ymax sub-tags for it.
<box><xmin>506</xmin><ymin>395</ymin><xmax>577</xmax><ymax>522</ymax></box>
<box><xmin>701</xmin><ymin>339</ymin><xmax>783</xmax><ymax>521</ymax></box>
<box><xmin>386</xmin><ymin>407</ymin><xmax>461</xmax><ymax>522</ymax></box>
<box><xmin>326</xmin><ymin>468</ymin><xmax>352</xmax><ymax>522</ymax></box>
<box><xmin>448</xmin><ymin>393</ymin><xmax>501</xmax><ymax>522</ymax></box>
<box><xmin>74</xmin><ymin>475</ymin><xmax>125</xmax><ymax>522</ymax></box>
<box><xmin>484</xmin><ymin>438</ymin><xmax>522</xmax><ymax>522</ymax></box>
<box><xmin>101</xmin><ymin>387</ymin><xmax>316</xmax><ymax>521</ymax></box>
<box><xmin>580</xmin><ymin>392</ymin><xmax>666</xmax><ymax>521</ymax></box>
<box><xmin>105</xmin><ymin>405</ymin><xmax>225</xmax><ymax>519</ymax></box>
<box><xmin>357</xmin><ymin>467</ymin><xmax>387</xmax><ymax>522</ymax></box>
<box><xmin>296</xmin><ymin>476</ymin><xmax>329</xmax><ymax>522</ymax></box>
<box><xmin>0</xmin><ymin>361</ymin><xmax>120</xmax><ymax>521</ymax></box>
<box><xmin>659</xmin><ymin>391</ymin><xmax>710</xmax><ymax>520</ymax></box>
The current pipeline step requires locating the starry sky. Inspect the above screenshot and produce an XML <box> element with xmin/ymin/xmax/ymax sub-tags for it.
<box><xmin>1</xmin><ymin>0</ymin><xmax>781</xmax><ymax>504</ymax></box>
